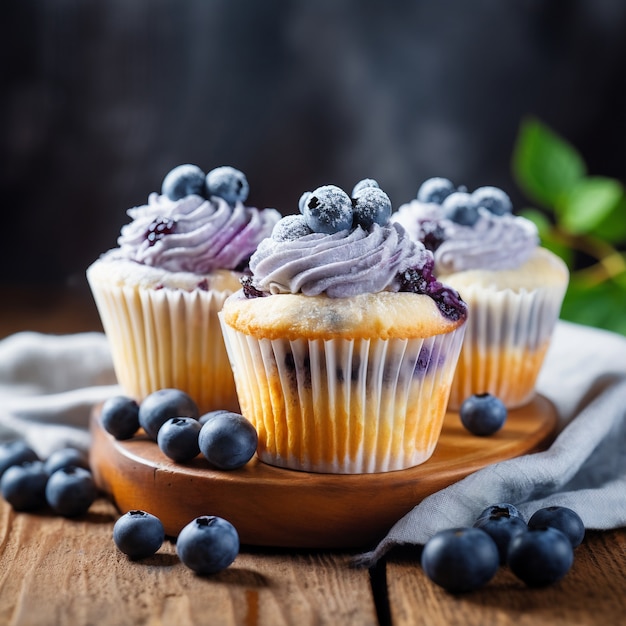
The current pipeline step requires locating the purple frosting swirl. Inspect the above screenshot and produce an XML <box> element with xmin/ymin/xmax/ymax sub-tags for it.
<box><xmin>249</xmin><ymin>221</ymin><xmax>433</xmax><ymax>298</ymax></box>
<box><xmin>116</xmin><ymin>192</ymin><xmax>280</xmax><ymax>273</ymax></box>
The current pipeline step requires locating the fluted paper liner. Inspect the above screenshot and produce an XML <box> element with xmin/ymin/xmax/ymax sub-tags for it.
<box><xmin>220</xmin><ymin>317</ymin><xmax>465</xmax><ymax>474</ymax></box>
<box><xmin>447</xmin><ymin>282</ymin><xmax>567</xmax><ymax>410</ymax></box>
<box><xmin>87</xmin><ymin>278</ymin><xmax>239</xmax><ymax>414</ymax></box>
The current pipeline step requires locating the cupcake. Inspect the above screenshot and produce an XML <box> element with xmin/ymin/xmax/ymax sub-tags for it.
<box><xmin>392</xmin><ymin>177</ymin><xmax>569</xmax><ymax>410</ymax></box>
<box><xmin>219</xmin><ymin>179</ymin><xmax>467</xmax><ymax>474</ymax></box>
<box><xmin>87</xmin><ymin>164</ymin><xmax>280</xmax><ymax>414</ymax></box>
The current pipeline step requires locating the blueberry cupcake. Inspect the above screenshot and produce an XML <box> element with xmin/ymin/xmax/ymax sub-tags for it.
<box><xmin>393</xmin><ymin>177</ymin><xmax>569</xmax><ymax>409</ymax></box>
<box><xmin>219</xmin><ymin>180</ymin><xmax>468</xmax><ymax>474</ymax></box>
<box><xmin>87</xmin><ymin>165</ymin><xmax>280</xmax><ymax>413</ymax></box>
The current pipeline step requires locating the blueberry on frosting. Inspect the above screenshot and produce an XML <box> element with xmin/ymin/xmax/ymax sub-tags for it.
<box><xmin>352</xmin><ymin>186</ymin><xmax>392</xmax><ymax>229</ymax></box>
<box><xmin>351</xmin><ymin>178</ymin><xmax>380</xmax><ymax>197</ymax></box>
<box><xmin>161</xmin><ymin>164</ymin><xmax>206</xmax><ymax>201</ymax></box>
<box><xmin>272</xmin><ymin>214</ymin><xmax>313</xmax><ymax>241</ymax></box>
<box><xmin>441</xmin><ymin>192</ymin><xmax>480</xmax><ymax>226</ymax></box>
<box><xmin>298</xmin><ymin>191</ymin><xmax>311</xmax><ymax>214</ymax></box>
<box><xmin>205</xmin><ymin>166</ymin><xmax>250</xmax><ymax>206</ymax></box>
<box><xmin>417</xmin><ymin>177</ymin><xmax>456</xmax><ymax>204</ymax></box>
<box><xmin>303</xmin><ymin>185</ymin><xmax>354</xmax><ymax>234</ymax></box>
<box><xmin>471</xmin><ymin>186</ymin><xmax>513</xmax><ymax>216</ymax></box>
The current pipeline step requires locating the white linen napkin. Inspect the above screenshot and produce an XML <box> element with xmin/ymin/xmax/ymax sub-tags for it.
<box><xmin>1</xmin><ymin>322</ymin><xmax>625</xmax><ymax>565</ymax></box>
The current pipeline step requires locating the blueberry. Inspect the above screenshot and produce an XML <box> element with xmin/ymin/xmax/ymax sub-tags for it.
<box><xmin>421</xmin><ymin>527</ymin><xmax>500</xmax><ymax>593</ymax></box>
<box><xmin>416</xmin><ymin>177</ymin><xmax>455</xmax><ymax>204</ymax></box>
<box><xmin>459</xmin><ymin>393</ymin><xmax>507</xmax><ymax>436</ymax></box>
<box><xmin>298</xmin><ymin>191</ymin><xmax>311</xmax><ymax>214</ymax></box>
<box><xmin>507</xmin><ymin>527</ymin><xmax>574</xmax><ymax>587</ymax></box>
<box><xmin>176</xmin><ymin>515</ymin><xmax>239</xmax><ymax>575</ymax></box>
<box><xmin>198</xmin><ymin>412</ymin><xmax>258</xmax><ymax>470</ymax></box>
<box><xmin>471</xmin><ymin>186</ymin><xmax>513</xmax><ymax>216</ymax></box>
<box><xmin>476</xmin><ymin>503</ymin><xmax>524</xmax><ymax>522</ymax></box>
<box><xmin>351</xmin><ymin>178</ymin><xmax>380</xmax><ymax>197</ymax></box>
<box><xmin>0</xmin><ymin>440</ymin><xmax>39</xmax><ymax>478</ymax></box>
<box><xmin>161</xmin><ymin>164</ymin><xmax>206</xmax><ymax>201</ymax></box>
<box><xmin>138</xmin><ymin>388</ymin><xmax>199</xmax><ymax>441</ymax></box>
<box><xmin>271</xmin><ymin>215</ymin><xmax>313</xmax><ymax>241</ymax></box>
<box><xmin>198</xmin><ymin>410</ymin><xmax>233</xmax><ymax>426</ymax></box>
<box><xmin>528</xmin><ymin>506</ymin><xmax>585</xmax><ymax>548</ymax></box>
<box><xmin>113</xmin><ymin>510</ymin><xmax>165</xmax><ymax>559</ymax></box>
<box><xmin>44</xmin><ymin>447</ymin><xmax>90</xmax><ymax>475</ymax></box>
<box><xmin>441</xmin><ymin>192</ymin><xmax>480</xmax><ymax>226</ymax></box>
<box><xmin>157</xmin><ymin>417</ymin><xmax>202</xmax><ymax>463</ymax></box>
<box><xmin>205</xmin><ymin>166</ymin><xmax>249</xmax><ymax>206</ymax></box>
<box><xmin>45</xmin><ymin>466</ymin><xmax>97</xmax><ymax>517</ymax></box>
<box><xmin>302</xmin><ymin>185</ymin><xmax>353</xmax><ymax>234</ymax></box>
<box><xmin>0</xmin><ymin>461</ymin><xmax>49</xmax><ymax>511</ymax></box>
<box><xmin>101</xmin><ymin>395</ymin><xmax>141</xmax><ymax>440</ymax></box>
<box><xmin>474</xmin><ymin>513</ymin><xmax>528</xmax><ymax>564</ymax></box>
<box><xmin>352</xmin><ymin>186</ymin><xmax>392</xmax><ymax>229</ymax></box>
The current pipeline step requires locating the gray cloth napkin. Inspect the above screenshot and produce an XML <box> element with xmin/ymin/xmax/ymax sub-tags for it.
<box><xmin>0</xmin><ymin>331</ymin><xmax>120</xmax><ymax>458</ymax></box>
<box><xmin>1</xmin><ymin>322</ymin><xmax>625</xmax><ymax>563</ymax></box>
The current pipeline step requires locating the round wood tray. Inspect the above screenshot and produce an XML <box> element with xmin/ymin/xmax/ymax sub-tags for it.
<box><xmin>90</xmin><ymin>395</ymin><xmax>557</xmax><ymax>549</ymax></box>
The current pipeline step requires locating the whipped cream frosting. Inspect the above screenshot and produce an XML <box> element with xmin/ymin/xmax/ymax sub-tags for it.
<box><xmin>249</xmin><ymin>222</ymin><xmax>433</xmax><ymax>298</ymax></box>
<box><xmin>393</xmin><ymin>201</ymin><xmax>539</xmax><ymax>275</ymax></box>
<box><xmin>115</xmin><ymin>192</ymin><xmax>280</xmax><ymax>274</ymax></box>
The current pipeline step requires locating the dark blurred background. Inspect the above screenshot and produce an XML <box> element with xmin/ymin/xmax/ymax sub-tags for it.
<box><xmin>2</xmin><ymin>0</ymin><xmax>625</xmax><ymax>287</ymax></box>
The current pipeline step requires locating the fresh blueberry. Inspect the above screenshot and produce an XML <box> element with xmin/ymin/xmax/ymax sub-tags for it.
<box><xmin>298</xmin><ymin>191</ymin><xmax>311</xmax><ymax>214</ymax></box>
<box><xmin>416</xmin><ymin>177</ymin><xmax>456</xmax><ymax>204</ymax></box>
<box><xmin>157</xmin><ymin>417</ymin><xmax>202</xmax><ymax>463</ymax></box>
<box><xmin>138</xmin><ymin>388</ymin><xmax>199</xmax><ymax>441</ymax></box>
<box><xmin>528</xmin><ymin>506</ymin><xmax>585</xmax><ymax>548</ymax></box>
<box><xmin>0</xmin><ymin>461</ymin><xmax>49</xmax><ymax>511</ymax></box>
<box><xmin>205</xmin><ymin>166</ymin><xmax>249</xmax><ymax>206</ymax></box>
<box><xmin>441</xmin><ymin>192</ymin><xmax>480</xmax><ymax>226</ymax></box>
<box><xmin>474</xmin><ymin>513</ymin><xmax>528</xmax><ymax>564</ymax></box>
<box><xmin>100</xmin><ymin>395</ymin><xmax>140</xmax><ymax>440</ymax></box>
<box><xmin>471</xmin><ymin>186</ymin><xmax>513</xmax><ymax>216</ymax></box>
<box><xmin>113</xmin><ymin>510</ymin><xmax>165</xmax><ymax>559</ymax></box>
<box><xmin>161</xmin><ymin>164</ymin><xmax>206</xmax><ymax>201</ymax></box>
<box><xmin>45</xmin><ymin>466</ymin><xmax>97</xmax><ymax>517</ymax></box>
<box><xmin>459</xmin><ymin>393</ymin><xmax>507</xmax><ymax>436</ymax></box>
<box><xmin>0</xmin><ymin>440</ymin><xmax>39</xmax><ymax>478</ymax></box>
<box><xmin>271</xmin><ymin>215</ymin><xmax>313</xmax><ymax>241</ymax></box>
<box><xmin>476</xmin><ymin>503</ymin><xmax>524</xmax><ymax>522</ymax></box>
<box><xmin>198</xmin><ymin>412</ymin><xmax>258</xmax><ymax>470</ymax></box>
<box><xmin>176</xmin><ymin>515</ymin><xmax>239</xmax><ymax>575</ymax></box>
<box><xmin>44</xmin><ymin>447</ymin><xmax>90</xmax><ymax>475</ymax></box>
<box><xmin>418</xmin><ymin>220</ymin><xmax>447</xmax><ymax>252</ymax></box>
<box><xmin>507</xmin><ymin>527</ymin><xmax>574</xmax><ymax>587</ymax></box>
<box><xmin>421</xmin><ymin>527</ymin><xmax>500</xmax><ymax>593</ymax></box>
<box><xmin>351</xmin><ymin>178</ymin><xmax>380</xmax><ymax>197</ymax></box>
<box><xmin>198</xmin><ymin>410</ymin><xmax>233</xmax><ymax>426</ymax></box>
<box><xmin>302</xmin><ymin>185</ymin><xmax>353</xmax><ymax>234</ymax></box>
<box><xmin>352</xmin><ymin>186</ymin><xmax>392</xmax><ymax>229</ymax></box>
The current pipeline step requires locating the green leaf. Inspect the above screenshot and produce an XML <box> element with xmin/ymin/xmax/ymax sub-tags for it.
<box><xmin>561</xmin><ymin>276</ymin><xmax>626</xmax><ymax>336</ymax></box>
<box><xmin>557</xmin><ymin>177</ymin><xmax>624</xmax><ymax>235</ymax></box>
<box><xmin>592</xmin><ymin>195</ymin><xmax>626</xmax><ymax>243</ymax></box>
<box><xmin>512</xmin><ymin>117</ymin><xmax>586</xmax><ymax>208</ymax></box>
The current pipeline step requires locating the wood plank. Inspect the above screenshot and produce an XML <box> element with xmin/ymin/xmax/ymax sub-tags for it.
<box><xmin>0</xmin><ymin>498</ymin><xmax>378</xmax><ymax>626</ymax></box>
<box><xmin>384</xmin><ymin>528</ymin><xmax>626</xmax><ymax>626</ymax></box>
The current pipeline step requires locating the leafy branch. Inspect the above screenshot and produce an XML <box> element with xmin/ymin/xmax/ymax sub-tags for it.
<box><xmin>512</xmin><ymin>117</ymin><xmax>626</xmax><ymax>335</ymax></box>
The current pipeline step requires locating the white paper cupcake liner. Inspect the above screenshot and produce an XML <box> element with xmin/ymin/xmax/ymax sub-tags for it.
<box><xmin>88</xmin><ymin>278</ymin><xmax>240</xmax><ymax>414</ymax></box>
<box><xmin>219</xmin><ymin>317</ymin><xmax>465</xmax><ymax>474</ymax></box>
<box><xmin>447</xmin><ymin>283</ymin><xmax>567</xmax><ymax>410</ymax></box>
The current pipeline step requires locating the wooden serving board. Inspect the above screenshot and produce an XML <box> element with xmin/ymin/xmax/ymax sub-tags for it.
<box><xmin>90</xmin><ymin>395</ymin><xmax>557</xmax><ymax>549</ymax></box>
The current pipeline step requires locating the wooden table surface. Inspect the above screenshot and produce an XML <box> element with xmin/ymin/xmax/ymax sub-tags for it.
<box><xmin>1</xmin><ymin>284</ymin><xmax>625</xmax><ymax>626</ymax></box>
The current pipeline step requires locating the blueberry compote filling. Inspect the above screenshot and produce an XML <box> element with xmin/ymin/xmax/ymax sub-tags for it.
<box><xmin>146</xmin><ymin>217</ymin><xmax>177</xmax><ymax>246</ymax></box>
<box><xmin>241</xmin><ymin>275</ymin><xmax>266</xmax><ymax>299</ymax></box>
